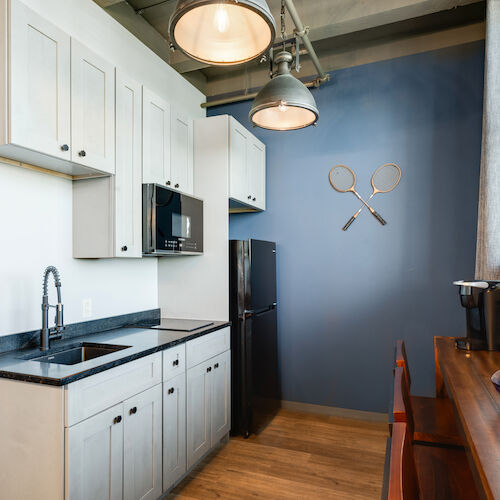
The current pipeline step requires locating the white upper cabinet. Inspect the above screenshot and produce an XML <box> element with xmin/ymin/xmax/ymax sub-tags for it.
<box><xmin>227</xmin><ymin>116</ymin><xmax>266</xmax><ymax>211</ymax></box>
<box><xmin>171</xmin><ymin>109</ymin><xmax>194</xmax><ymax>195</ymax></box>
<box><xmin>71</xmin><ymin>39</ymin><xmax>115</xmax><ymax>174</ymax></box>
<box><xmin>229</xmin><ymin>118</ymin><xmax>249</xmax><ymax>204</ymax></box>
<box><xmin>115</xmin><ymin>70</ymin><xmax>142</xmax><ymax>258</ymax></box>
<box><xmin>9</xmin><ymin>0</ymin><xmax>71</xmax><ymax>161</ymax></box>
<box><xmin>247</xmin><ymin>136</ymin><xmax>266</xmax><ymax>211</ymax></box>
<box><xmin>142</xmin><ymin>86</ymin><xmax>171</xmax><ymax>186</ymax></box>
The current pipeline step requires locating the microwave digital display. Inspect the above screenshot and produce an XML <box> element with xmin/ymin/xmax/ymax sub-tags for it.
<box><xmin>142</xmin><ymin>184</ymin><xmax>203</xmax><ymax>256</ymax></box>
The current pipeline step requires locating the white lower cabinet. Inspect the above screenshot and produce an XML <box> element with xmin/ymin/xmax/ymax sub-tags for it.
<box><xmin>187</xmin><ymin>349</ymin><xmax>231</xmax><ymax>468</ymax></box>
<box><xmin>65</xmin><ymin>383</ymin><xmax>162</xmax><ymax>500</ymax></box>
<box><xmin>186</xmin><ymin>359</ymin><xmax>212</xmax><ymax>468</ymax></box>
<box><xmin>65</xmin><ymin>402</ymin><xmax>124</xmax><ymax>500</ymax></box>
<box><xmin>163</xmin><ymin>373</ymin><xmax>186</xmax><ymax>491</ymax></box>
<box><xmin>210</xmin><ymin>351</ymin><xmax>231</xmax><ymax>446</ymax></box>
<box><xmin>123</xmin><ymin>384</ymin><xmax>163</xmax><ymax>500</ymax></box>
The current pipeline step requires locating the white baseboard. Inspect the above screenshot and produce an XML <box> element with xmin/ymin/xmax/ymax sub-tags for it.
<box><xmin>281</xmin><ymin>400</ymin><xmax>388</xmax><ymax>423</ymax></box>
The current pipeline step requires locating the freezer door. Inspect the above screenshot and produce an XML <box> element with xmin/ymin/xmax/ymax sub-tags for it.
<box><xmin>249</xmin><ymin>240</ymin><xmax>277</xmax><ymax>311</ymax></box>
<box><xmin>250</xmin><ymin>307</ymin><xmax>280</xmax><ymax>434</ymax></box>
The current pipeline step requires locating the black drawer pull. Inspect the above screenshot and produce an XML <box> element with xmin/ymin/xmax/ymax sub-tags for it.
<box><xmin>129</xmin><ymin>407</ymin><xmax>137</xmax><ymax>415</ymax></box>
<box><xmin>79</xmin><ymin>150</ymin><xmax>86</xmax><ymax>157</ymax></box>
<box><xmin>113</xmin><ymin>415</ymin><xmax>122</xmax><ymax>424</ymax></box>
<box><xmin>207</xmin><ymin>366</ymin><xmax>212</xmax><ymax>373</ymax></box>
<box><xmin>214</xmin><ymin>363</ymin><xmax>219</xmax><ymax>369</ymax></box>
<box><xmin>173</xmin><ymin>359</ymin><xmax>179</xmax><ymax>366</ymax></box>
<box><xmin>61</xmin><ymin>144</ymin><xmax>69</xmax><ymax>152</ymax></box>
<box><xmin>168</xmin><ymin>387</ymin><xmax>175</xmax><ymax>394</ymax></box>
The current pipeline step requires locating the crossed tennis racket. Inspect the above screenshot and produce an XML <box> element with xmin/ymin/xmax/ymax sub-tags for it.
<box><xmin>329</xmin><ymin>163</ymin><xmax>401</xmax><ymax>230</ymax></box>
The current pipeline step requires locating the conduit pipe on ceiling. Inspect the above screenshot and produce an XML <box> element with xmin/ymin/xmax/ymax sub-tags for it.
<box><xmin>283</xmin><ymin>0</ymin><xmax>328</xmax><ymax>85</ymax></box>
<box><xmin>201</xmin><ymin>0</ymin><xmax>329</xmax><ymax>108</ymax></box>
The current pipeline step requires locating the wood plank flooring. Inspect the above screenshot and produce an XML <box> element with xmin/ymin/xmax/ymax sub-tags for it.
<box><xmin>168</xmin><ymin>409</ymin><xmax>388</xmax><ymax>500</ymax></box>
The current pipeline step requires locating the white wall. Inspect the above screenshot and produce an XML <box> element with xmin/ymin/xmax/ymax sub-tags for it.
<box><xmin>157</xmin><ymin>116</ymin><xmax>230</xmax><ymax>321</ymax></box>
<box><xmin>0</xmin><ymin>0</ymin><xmax>206</xmax><ymax>336</ymax></box>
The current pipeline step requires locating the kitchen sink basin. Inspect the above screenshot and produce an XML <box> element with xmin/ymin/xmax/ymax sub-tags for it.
<box><xmin>29</xmin><ymin>343</ymin><xmax>131</xmax><ymax>365</ymax></box>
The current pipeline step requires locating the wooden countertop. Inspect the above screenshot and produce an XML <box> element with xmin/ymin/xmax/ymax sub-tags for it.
<box><xmin>435</xmin><ymin>337</ymin><xmax>500</xmax><ymax>500</ymax></box>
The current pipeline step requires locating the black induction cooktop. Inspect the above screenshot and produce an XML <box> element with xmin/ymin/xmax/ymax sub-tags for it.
<box><xmin>148</xmin><ymin>318</ymin><xmax>214</xmax><ymax>332</ymax></box>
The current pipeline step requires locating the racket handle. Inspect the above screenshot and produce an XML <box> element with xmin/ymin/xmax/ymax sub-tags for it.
<box><xmin>342</xmin><ymin>215</ymin><xmax>356</xmax><ymax>231</ymax></box>
<box><xmin>369</xmin><ymin>208</ymin><xmax>387</xmax><ymax>226</ymax></box>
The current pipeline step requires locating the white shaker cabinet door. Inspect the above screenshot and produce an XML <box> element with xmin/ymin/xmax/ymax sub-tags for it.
<box><xmin>187</xmin><ymin>360</ymin><xmax>212</xmax><ymax>468</ymax></box>
<box><xmin>115</xmin><ymin>70</ymin><xmax>142</xmax><ymax>258</ymax></box>
<box><xmin>163</xmin><ymin>373</ymin><xmax>187</xmax><ymax>492</ymax></box>
<box><xmin>229</xmin><ymin>118</ymin><xmax>249</xmax><ymax>204</ymax></box>
<box><xmin>123</xmin><ymin>384</ymin><xmax>162</xmax><ymax>500</ymax></box>
<box><xmin>71</xmin><ymin>39</ymin><xmax>115</xmax><ymax>174</ymax></box>
<box><xmin>171</xmin><ymin>109</ymin><xmax>193</xmax><ymax>195</ymax></box>
<box><xmin>9</xmin><ymin>0</ymin><xmax>71</xmax><ymax>160</ymax></box>
<box><xmin>210</xmin><ymin>350</ymin><xmax>231</xmax><ymax>446</ymax></box>
<box><xmin>65</xmin><ymin>403</ymin><xmax>124</xmax><ymax>500</ymax></box>
<box><xmin>247</xmin><ymin>137</ymin><xmax>266</xmax><ymax>210</ymax></box>
<box><xmin>142</xmin><ymin>86</ymin><xmax>171</xmax><ymax>186</ymax></box>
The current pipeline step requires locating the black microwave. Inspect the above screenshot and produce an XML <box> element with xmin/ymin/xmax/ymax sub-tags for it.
<box><xmin>142</xmin><ymin>184</ymin><xmax>203</xmax><ymax>256</ymax></box>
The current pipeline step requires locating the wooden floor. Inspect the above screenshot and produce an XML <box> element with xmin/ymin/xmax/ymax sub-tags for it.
<box><xmin>168</xmin><ymin>410</ymin><xmax>388</xmax><ymax>500</ymax></box>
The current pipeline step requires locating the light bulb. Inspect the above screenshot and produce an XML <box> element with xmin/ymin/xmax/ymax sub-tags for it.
<box><xmin>214</xmin><ymin>3</ymin><xmax>230</xmax><ymax>33</ymax></box>
<box><xmin>278</xmin><ymin>100</ymin><xmax>288</xmax><ymax>112</ymax></box>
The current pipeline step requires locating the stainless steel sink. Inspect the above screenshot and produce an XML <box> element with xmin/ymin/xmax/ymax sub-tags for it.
<box><xmin>29</xmin><ymin>342</ymin><xmax>130</xmax><ymax>365</ymax></box>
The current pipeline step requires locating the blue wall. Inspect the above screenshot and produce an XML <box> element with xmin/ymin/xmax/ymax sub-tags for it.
<box><xmin>210</xmin><ymin>42</ymin><xmax>485</xmax><ymax>413</ymax></box>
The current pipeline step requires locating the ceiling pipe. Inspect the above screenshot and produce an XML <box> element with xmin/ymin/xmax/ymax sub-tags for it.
<box><xmin>283</xmin><ymin>0</ymin><xmax>329</xmax><ymax>85</ymax></box>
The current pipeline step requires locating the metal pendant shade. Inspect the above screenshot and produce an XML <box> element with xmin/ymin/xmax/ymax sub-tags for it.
<box><xmin>169</xmin><ymin>0</ymin><xmax>276</xmax><ymax>66</ymax></box>
<box><xmin>249</xmin><ymin>51</ymin><xmax>319</xmax><ymax>131</ymax></box>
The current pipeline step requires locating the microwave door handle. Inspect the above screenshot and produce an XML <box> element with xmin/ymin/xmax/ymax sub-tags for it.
<box><xmin>150</xmin><ymin>187</ymin><xmax>156</xmax><ymax>253</ymax></box>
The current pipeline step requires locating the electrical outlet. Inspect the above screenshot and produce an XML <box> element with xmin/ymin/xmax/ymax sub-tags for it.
<box><xmin>82</xmin><ymin>298</ymin><xmax>92</xmax><ymax>319</ymax></box>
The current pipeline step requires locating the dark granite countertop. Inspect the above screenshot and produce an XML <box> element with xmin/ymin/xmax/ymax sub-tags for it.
<box><xmin>0</xmin><ymin>320</ymin><xmax>230</xmax><ymax>386</ymax></box>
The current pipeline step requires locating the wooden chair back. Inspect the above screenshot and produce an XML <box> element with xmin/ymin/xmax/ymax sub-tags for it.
<box><xmin>393</xmin><ymin>366</ymin><xmax>414</xmax><ymax>436</ymax></box>
<box><xmin>396</xmin><ymin>340</ymin><xmax>411</xmax><ymax>388</ymax></box>
<box><xmin>388</xmin><ymin>422</ymin><xmax>420</xmax><ymax>500</ymax></box>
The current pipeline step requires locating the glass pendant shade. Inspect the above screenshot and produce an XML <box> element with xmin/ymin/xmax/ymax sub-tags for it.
<box><xmin>249</xmin><ymin>51</ymin><xmax>319</xmax><ymax>131</ymax></box>
<box><xmin>169</xmin><ymin>0</ymin><xmax>276</xmax><ymax>66</ymax></box>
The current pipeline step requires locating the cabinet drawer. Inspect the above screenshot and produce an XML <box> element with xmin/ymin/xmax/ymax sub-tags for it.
<box><xmin>65</xmin><ymin>353</ymin><xmax>162</xmax><ymax>427</ymax></box>
<box><xmin>186</xmin><ymin>328</ymin><xmax>230</xmax><ymax>369</ymax></box>
<box><xmin>163</xmin><ymin>344</ymin><xmax>186</xmax><ymax>381</ymax></box>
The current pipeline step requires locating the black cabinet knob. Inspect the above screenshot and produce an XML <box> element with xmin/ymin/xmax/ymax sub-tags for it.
<box><xmin>78</xmin><ymin>150</ymin><xmax>86</xmax><ymax>157</ymax></box>
<box><xmin>166</xmin><ymin>180</ymin><xmax>171</xmax><ymax>186</ymax></box>
<box><xmin>60</xmin><ymin>144</ymin><xmax>69</xmax><ymax>152</ymax></box>
<box><xmin>168</xmin><ymin>387</ymin><xmax>175</xmax><ymax>394</ymax></box>
<box><xmin>207</xmin><ymin>367</ymin><xmax>212</xmax><ymax>373</ymax></box>
<box><xmin>113</xmin><ymin>415</ymin><xmax>122</xmax><ymax>424</ymax></box>
<box><xmin>252</xmin><ymin>197</ymin><xmax>256</xmax><ymax>202</ymax></box>
<box><xmin>173</xmin><ymin>359</ymin><xmax>179</xmax><ymax>366</ymax></box>
<box><xmin>129</xmin><ymin>407</ymin><xmax>137</xmax><ymax>415</ymax></box>
<box><xmin>248</xmin><ymin>195</ymin><xmax>252</xmax><ymax>199</ymax></box>
<box><xmin>175</xmin><ymin>183</ymin><xmax>179</xmax><ymax>188</ymax></box>
<box><xmin>214</xmin><ymin>363</ymin><xmax>219</xmax><ymax>369</ymax></box>
<box><xmin>121</xmin><ymin>246</ymin><xmax>128</xmax><ymax>252</ymax></box>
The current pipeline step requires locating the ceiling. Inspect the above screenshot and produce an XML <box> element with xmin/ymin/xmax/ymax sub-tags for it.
<box><xmin>94</xmin><ymin>0</ymin><xmax>485</xmax><ymax>100</ymax></box>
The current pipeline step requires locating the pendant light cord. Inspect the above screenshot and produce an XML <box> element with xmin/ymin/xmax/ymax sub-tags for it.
<box><xmin>281</xmin><ymin>0</ymin><xmax>286</xmax><ymax>52</ymax></box>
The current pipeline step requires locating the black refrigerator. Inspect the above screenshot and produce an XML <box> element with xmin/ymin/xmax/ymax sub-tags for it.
<box><xmin>229</xmin><ymin>239</ymin><xmax>281</xmax><ymax>437</ymax></box>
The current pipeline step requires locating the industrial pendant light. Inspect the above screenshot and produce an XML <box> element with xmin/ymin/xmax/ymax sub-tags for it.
<box><xmin>169</xmin><ymin>0</ymin><xmax>276</xmax><ymax>66</ymax></box>
<box><xmin>249</xmin><ymin>51</ymin><xmax>319</xmax><ymax>131</ymax></box>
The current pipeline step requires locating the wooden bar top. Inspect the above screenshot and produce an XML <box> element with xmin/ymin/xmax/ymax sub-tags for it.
<box><xmin>435</xmin><ymin>337</ymin><xmax>500</xmax><ymax>500</ymax></box>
